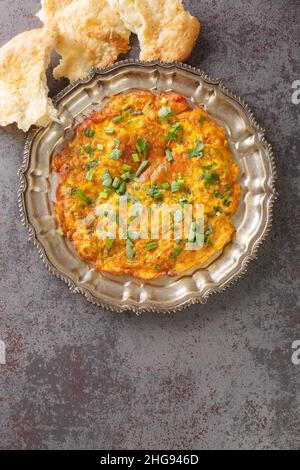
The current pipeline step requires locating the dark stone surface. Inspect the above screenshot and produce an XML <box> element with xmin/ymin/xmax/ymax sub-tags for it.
<box><xmin>0</xmin><ymin>0</ymin><xmax>299</xmax><ymax>450</ymax></box>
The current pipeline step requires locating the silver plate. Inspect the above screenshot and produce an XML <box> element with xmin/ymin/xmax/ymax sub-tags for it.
<box><xmin>18</xmin><ymin>61</ymin><xmax>277</xmax><ymax>314</ymax></box>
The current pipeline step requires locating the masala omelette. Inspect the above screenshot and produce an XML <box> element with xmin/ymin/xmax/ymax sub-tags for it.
<box><xmin>52</xmin><ymin>91</ymin><xmax>240</xmax><ymax>280</ymax></box>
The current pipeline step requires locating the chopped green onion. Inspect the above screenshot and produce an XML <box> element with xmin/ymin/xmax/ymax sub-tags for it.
<box><xmin>188</xmin><ymin>222</ymin><xmax>197</xmax><ymax>243</ymax></box>
<box><xmin>145</xmin><ymin>241</ymin><xmax>158</xmax><ymax>251</ymax></box>
<box><xmin>83</xmin><ymin>144</ymin><xmax>95</xmax><ymax>155</ymax></box>
<box><xmin>73</xmin><ymin>189</ymin><xmax>92</xmax><ymax>205</ymax></box>
<box><xmin>223</xmin><ymin>198</ymin><xmax>231</xmax><ymax>207</ymax></box>
<box><xmin>162</xmin><ymin>182</ymin><xmax>170</xmax><ymax>190</ymax></box>
<box><xmin>164</xmin><ymin>122</ymin><xmax>182</xmax><ymax>141</ymax></box>
<box><xmin>84</xmin><ymin>129</ymin><xmax>95</xmax><ymax>137</ymax></box>
<box><xmin>121</xmin><ymin>172</ymin><xmax>131</xmax><ymax>181</ymax></box>
<box><xmin>172</xmin><ymin>246</ymin><xmax>184</xmax><ymax>258</ymax></box>
<box><xmin>86</xmin><ymin>159</ymin><xmax>99</xmax><ymax>170</ymax></box>
<box><xmin>188</xmin><ymin>140</ymin><xmax>205</xmax><ymax>159</ymax></box>
<box><xmin>171</xmin><ymin>181</ymin><xmax>181</xmax><ymax>192</ymax></box>
<box><xmin>117</xmin><ymin>182</ymin><xmax>127</xmax><ymax>195</ymax></box>
<box><xmin>86</xmin><ymin>169</ymin><xmax>94</xmax><ymax>181</ymax></box>
<box><xmin>105</xmin><ymin>238</ymin><xmax>115</xmax><ymax>248</ymax></box>
<box><xmin>110</xmin><ymin>147</ymin><xmax>123</xmax><ymax>161</ymax></box>
<box><xmin>104</xmin><ymin>129</ymin><xmax>115</xmax><ymax>134</ymax></box>
<box><xmin>199</xmin><ymin>116</ymin><xmax>206</xmax><ymax>124</ymax></box>
<box><xmin>132</xmin><ymin>110</ymin><xmax>142</xmax><ymax>115</ymax></box>
<box><xmin>97</xmin><ymin>144</ymin><xmax>104</xmax><ymax>151</ymax></box>
<box><xmin>132</xmin><ymin>153</ymin><xmax>140</xmax><ymax>163</ymax></box>
<box><xmin>112</xmin><ymin>115</ymin><xmax>125</xmax><ymax>123</ymax></box>
<box><xmin>161</xmin><ymin>97</ymin><xmax>168</xmax><ymax>104</ymax></box>
<box><xmin>136</xmin><ymin>138</ymin><xmax>149</xmax><ymax>156</ymax></box>
<box><xmin>148</xmin><ymin>186</ymin><xmax>165</xmax><ymax>200</ymax></box>
<box><xmin>135</xmin><ymin>160</ymin><xmax>149</xmax><ymax>177</ymax></box>
<box><xmin>122</xmin><ymin>164</ymin><xmax>132</xmax><ymax>172</ymax></box>
<box><xmin>203</xmin><ymin>172</ymin><xmax>220</xmax><ymax>187</ymax></box>
<box><xmin>102</xmin><ymin>169</ymin><xmax>112</xmax><ymax>188</ymax></box>
<box><xmin>158</xmin><ymin>106</ymin><xmax>173</xmax><ymax>121</ymax></box>
<box><xmin>99</xmin><ymin>191</ymin><xmax>108</xmax><ymax>199</ymax></box>
<box><xmin>112</xmin><ymin>177</ymin><xmax>121</xmax><ymax>189</ymax></box>
<box><xmin>165</xmin><ymin>148</ymin><xmax>174</xmax><ymax>162</ymax></box>
<box><xmin>126</xmin><ymin>238</ymin><xmax>135</xmax><ymax>259</ymax></box>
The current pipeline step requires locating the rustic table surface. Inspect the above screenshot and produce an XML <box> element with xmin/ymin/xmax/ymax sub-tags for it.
<box><xmin>0</xmin><ymin>0</ymin><xmax>299</xmax><ymax>450</ymax></box>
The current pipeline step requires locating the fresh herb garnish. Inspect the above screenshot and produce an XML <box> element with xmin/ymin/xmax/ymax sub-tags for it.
<box><xmin>110</xmin><ymin>146</ymin><xmax>123</xmax><ymax>161</ymax></box>
<box><xmin>126</xmin><ymin>238</ymin><xmax>135</xmax><ymax>259</ymax></box>
<box><xmin>104</xmin><ymin>129</ymin><xmax>115</xmax><ymax>135</ymax></box>
<box><xmin>97</xmin><ymin>143</ymin><xmax>104</xmax><ymax>151</ymax></box>
<box><xmin>203</xmin><ymin>172</ymin><xmax>219</xmax><ymax>187</ymax></box>
<box><xmin>85</xmin><ymin>159</ymin><xmax>99</xmax><ymax>170</ymax></box>
<box><xmin>161</xmin><ymin>182</ymin><xmax>170</xmax><ymax>190</ymax></box>
<box><xmin>102</xmin><ymin>169</ymin><xmax>112</xmax><ymax>188</ymax></box>
<box><xmin>105</xmin><ymin>238</ymin><xmax>115</xmax><ymax>248</ymax></box>
<box><xmin>165</xmin><ymin>148</ymin><xmax>174</xmax><ymax>162</ymax></box>
<box><xmin>122</xmin><ymin>164</ymin><xmax>132</xmax><ymax>172</ymax></box>
<box><xmin>86</xmin><ymin>169</ymin><xmax>94</xmax><ymax>181</ymax></box>
<box><xmin>84</xmin><ymin>128</ymin><xmax>95</xmax><ymax>138</ymax></box>
<box><xmin>148</xmin><ymin>185</ymin><xmax>165</xmax><ymax>200</ymax></box>
<box><xmin>117</xmin><ymin>182</ymin><xmax>127</xmax><ymax>195</ymax></box>
<box><xmin>188</xmin><ymin>140</ymin><xmax>205</xmax><ymax>159</ymax></box>
<box><xmin>83</xmin><ymin>144</ymin><xmax>95</xmax><ymax>155</ymax></box>
<box><xmin>136</xmin><ymin>138</ymin><xmax>149</xmax><ymax>157</ymax></box>
<box><xmin>72</xmin><ymin>188</ymin><xmax>92</xmax><ymax>205</ymax></box>
<box><xmin>132</xmin><ymin>153</ymin><xmax>140</xmax><ymax>163</ymax></box>
<box><xmin>172</xmin><ymin>246</ymin><xmax>184</xmax><ymax>258</ymax></box>
<box><xmin>112</xmin><ymin>115</ymin><xmax>125</xmax><ymax>123</ymax></box>
<box><xmin>223</xmin><ymin>198</ymin><xmax>231</xmax><ymax>207</ymax></box>
<box><xmin>112</xmin><ymin>177</ymin><xmax>121</xmax><ymax>189</ymax></box>
<box><xmin>135</xmin><ymin>160</ymin><xmax>149</xmax><ymax>177</ymax></box>
<box><xmin>145</xmin><ymin>241</ymin><xmax>158</xmax><ymax>251</ymax></box>
<box><xmin>158</xmin><ymin>106</ymin><xmax>173</xmax><ymax>121</ymax></box>
<box><xmin>199</xmin><ymin>116</ymin><xmax>206</xmax><ymax>124</ymax></box>
<box><xmin>99</xmin><ymin>191</ymin><xmax>108</xmax><ymax>199</ymax></box>
<box><xmin>164</xmin><ymin>122</ymin><xmax>182</xmax><ymax>141</ymax></box>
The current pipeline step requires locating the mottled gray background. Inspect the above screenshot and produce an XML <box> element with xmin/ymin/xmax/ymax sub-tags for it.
<box><xmin>0</xmin><ymin>0</ymin><xmax>299</xmax><ymax>450</ymax></box>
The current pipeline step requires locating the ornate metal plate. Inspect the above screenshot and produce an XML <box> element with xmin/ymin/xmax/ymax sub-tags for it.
<box><xmin>18</xmin><ymin>61</ymin><xmax>277</xmax><ymax>314</ymax></box>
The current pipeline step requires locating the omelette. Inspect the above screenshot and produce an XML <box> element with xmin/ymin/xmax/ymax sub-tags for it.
<box><xmin>52</xmin><ymin>91</ymin><xmax>240</xmax><ymax>280</ymax></box>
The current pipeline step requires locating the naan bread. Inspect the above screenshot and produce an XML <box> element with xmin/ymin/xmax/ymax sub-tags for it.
<box><xmin>37</xmin><ymin>0</ymin><xmax>131</xmax><ymax>82</ymax></box>
<box><xmin>107</xmin><ymin>0</ymin><xmax>200</xmax><ymax>62</ymax></box>
<box><xmin>0</xmin><ymin>28</ymin><xmax>57</xmax><ymax>132</ymax></box>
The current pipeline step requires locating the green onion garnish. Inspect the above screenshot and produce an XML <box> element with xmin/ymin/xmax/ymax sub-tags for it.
<box><xmin>145</xmin><ymin>241</ymin><xmax>158</xmax><ymax>251</ymax></box>
<box><xmin>126</xmin><ymin>238</ymin><xmax>135</xmax><ymax>259</ymax></box>
<box><xmin>105</xmin><ymin>238</ymin><xmax>115</xmax><ymax>248</ymax></box>
<box><xmin>122</xmin><ymin>164</ymin><xmax>132</xmax><ymax>172</ymax></box>
<box><xmin>73</xmin><ymin>189</ymin><xmax>92</xmax><ymax>205</ymax></box>
<box><xmin>102</xmin><ymin>169</ymin><xmax>112</xmax><ymax>188</ymax></box>
<box><xmin>97</xmin><ymin>144</ymin><xmax>104</xmax><ymax>151</ymax></box>
<box><xmin>188</xmin><ymin>140</ymin><xmax>205</xmax><ymax>159</ymax></box>
<box><xmin>199</xmin><ymin>116</ymin><xmax>206</xmax><ymax>124</ymax></box>
<box><xmin>112</xmin><ymin>115</ymin><xmax>125</xmax><ymax>123</ymax></box>
<box><xmin>86</xmin><ymin>169</ymin><xmax>94</xmax><ymax>181</ymax></box>
<box><xmin>132</xmin><ymin>153</ymin><xmax>140</xmax><ymax>163</ymax></box>
<box><xmin>83</xmin><ymin>144</ymin><xmax>95</xmax><ymax>155</ymax></box>
<box><xmin>158</xmin><ymin>106</ymin><xmax>173</xmax><ymax>121</ymax></box>
<box><xmin>110</xmin><ymin>147</ymin><xmax>122</xmax><ymax>161</ymax></box>
<box><xmin>112</xmin><ymin>177</ymin><xmax>121</xmax><ymax>189</ymax></box>
<box><xmin>162</xmin><ymin>182</ymin><xmax>170</xmax><ymax>190</ymax></box>
<box><xmin>104</xmin><ymin>129</ymin><xmax>115</xmax><ymax>135</ymax></box>
<box><xmin>99</xmin><ymin>191</ymin><xmax>108</xmax><ymax>199</ymax></box>
<box><xmin>84</xmin><ymin>129</ymin><xmax>95</xmax><ymax>138</ymax></box>
<box><xmin>135</xmin><ymin>160</ymin><xmax>149</xmax><ymax>177</ymax></box>
<box><xmin>165</xmin><ymin>148</ymin><xmax>174</xmax><ymax>162</ymax></box>
<box><xmin>117</xmin><ymin>182</ymin><xmax>127</xmax><ymax>195</ymax></box>
<box><xmin>172</xmin><ymin>246</ymin><xmax>184</xmax><ymax>258</ymax></box>
<box><xmin>136</xmin><ymin>138</ymin><xmax>149</xmax><ymax>156</ymax></box>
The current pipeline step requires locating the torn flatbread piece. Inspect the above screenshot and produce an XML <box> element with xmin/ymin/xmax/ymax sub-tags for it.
<box><xmin>0</xmin><ymin>28</ymin><xmax>57</xmax><ymax>132</ymax></box>
<box><xmin>37</xmin><ymin>0</ymin><xmax>131</xmax><ymax>82</ymax></box>
<box><xmin>107</xmin><ymin>0</ymin><xmax>200</xmax><ymax>62</ymax></box>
